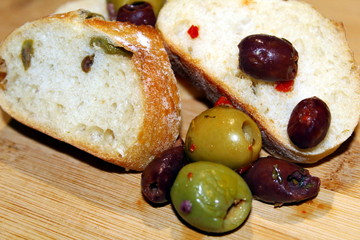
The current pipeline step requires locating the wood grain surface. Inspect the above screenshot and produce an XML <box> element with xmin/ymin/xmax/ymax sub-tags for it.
<box><xmin>0</xmin><ymin>0</ymin><xmax>359</xmax><ymax>239</ymax></box>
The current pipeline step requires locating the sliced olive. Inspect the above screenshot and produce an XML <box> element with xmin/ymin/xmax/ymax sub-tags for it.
<box><xmin>21</xmin><ymin>39</ymin><xmax>34</xmax><ymax>71</ymax></box>
<box><xmin>90</xmin><ymin>37</ymin><xmax>133</xmax><ymax>56</ymax></box>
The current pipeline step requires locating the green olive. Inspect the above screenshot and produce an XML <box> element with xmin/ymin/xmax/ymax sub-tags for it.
<box><xmin>21</xmin><ymin>39</ymin><xmax>34</xmax><ymax>71</ymax></box>
<box><xmin>106</xmin><ymin>0</ymin><xmax>166</xmax><ymax>16</ymax></box>
<box><xmin>90</xmin><ymin>37</ymin><xmax>133</xmax><ymax>56</ymax></box>
<box><xmin>170</xmin><ymin>161</ymin><xmax>252</xmax><ymax>233</ymax></box>
<box><xmin>185</xmin><ymin>106</ymin><xmax>262</xmax><ymax>170</ymax></box>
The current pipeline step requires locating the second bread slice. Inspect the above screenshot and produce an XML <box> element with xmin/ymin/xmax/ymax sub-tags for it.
<box><xmin>0</xmin><ymin>10</ymin><xmax>181</xmax><ymax>171</ymax></box>
<box><xmin>157</xmin><ymin>0</ymin><xmax>360</xmax><ymax>163</ymax></box>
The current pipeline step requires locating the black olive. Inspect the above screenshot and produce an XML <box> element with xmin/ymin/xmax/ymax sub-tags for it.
<box><xmin>288</xmin><ymin>96</ymin><xmax>331</xmax><ymax>149</ymax></box>
<box><xmin>241</xmin><ymin>156</ymin><xmax>321</xmax><ymax>207</ymax></box>
<box><xmin>238</xmin><ymin>34</ymin><xmax>299</xmax><ymax>82</ymax></box>
<box><xmin>141</xmin><ymin>139</ymin><xmax>186</xmax><ymax>204</ymax></box>
<box><xmin>116</xmin><ymin>2</ymin><xmax>156</xmax><ymax>27</ymax></box>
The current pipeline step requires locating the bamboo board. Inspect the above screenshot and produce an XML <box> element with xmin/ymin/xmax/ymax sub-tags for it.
<box><xmin>0</xmin><ymin>0</ymin><xmax>359</xmax><ymax>239</ymax></box>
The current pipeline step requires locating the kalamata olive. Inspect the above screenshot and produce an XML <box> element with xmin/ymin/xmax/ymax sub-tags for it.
<box><xmin>238</xmin><ymin>34</ymin><xmax>299</xmax><ymax>82</ymax></box>
<box><xmin>185</xmin><ymin>106</ymin><xmax>262</xmax><ymax>169</ymax></box>
<box><xmin>116</xmin><ymin>2</ymin><xmax>156</xmax><ymax>26</ymax></box>
<box><xmin>241</xmin><ymin>156</ymin><xmax>320</xmax><ymax>207</ymax></box>
<box><xmin>171</xmin><ymin>161</ymin><xmax>252</xmax><ymax>233</ymax></box>
<box><xmin>107</xmin><ymin>0</ymin><xmax>165</xmax><ymax>20</ymax></box>
<box><xmin>81</xmin><ymin>54</ymin><xmax>95</xmax><ymax>73</ymax></box>
<box><xmin>287</xmin><ymin>96</ymin><xmax>331</xmax><ymax>149</ymax></box>
<box><xmin>141</xmin><ymin>139</ymin><xmax>186</xmax><ymax>204</ymax></box>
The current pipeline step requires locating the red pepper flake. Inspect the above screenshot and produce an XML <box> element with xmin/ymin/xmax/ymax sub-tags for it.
<box><xmin>237</xmin><ymin>165</ymin><xmax>252</xmax><ymax>175</ymax></box>
<box><xmin>274</xmin><ymin>80</ymin><xmax>294</xmax><ymax>92</ymax></box>
<box><xmin>214</xmin><ymin>96</ymin><xmax>235</xmax><ymax>107</ymax></box>
<box><xmin>187</xmin><ymin>25</ymin><xmax>199</xmax><ymax>39</ymax></box>
<box><xmin>189</xmin><ymin>143</ymin><xmax>197</xmax><ymax>152</ymax></box>
<box><xmin>248</xmin><ymin>144</ymin><xmax>253</xmax><ymax>151</ymax></box>
<box><xmin>187</xmin><ymin>172</ymin><xmax>193</xmax><ymax>180</ymax></box>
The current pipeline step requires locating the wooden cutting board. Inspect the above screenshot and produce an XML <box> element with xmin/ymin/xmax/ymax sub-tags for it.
<box><xmin>0</xmin><ymin>0</ymin><xmax>359</xmax><ymax>239</ymax></box>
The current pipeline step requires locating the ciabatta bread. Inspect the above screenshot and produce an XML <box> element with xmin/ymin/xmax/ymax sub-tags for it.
<box><xmin>157</xmin><ymin>0</ymin><xmax>360</xmax><ymax>163</ymax></box>
<box><xmin>0</xmin><ymin>10</ymin><xmax>181</xmax><ymax>171</ymax></box>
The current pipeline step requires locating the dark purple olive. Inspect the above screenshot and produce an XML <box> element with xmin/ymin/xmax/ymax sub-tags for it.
<box><xmin>288</xmin><ymin>96</ymin><xmax>331</xmax><ymax>149</ymax></box>
<box><xmin>238</xmin><ymin>34</ymin><xmax>299</xmax><ymax>82</ymax></box>
<box><xmin>116</xmin><ymin>2</ymin><xmax>156</xmax><ymax>26</ymax></box>
<box><xmin>241</xmin><ymin>156</ymin><xmax>320</xmax><ymax>207</ymax></box>
<box><xmin>141</xmin><ymin>139</ymin><xmax>186</xmax><ymax>204</ymax></box>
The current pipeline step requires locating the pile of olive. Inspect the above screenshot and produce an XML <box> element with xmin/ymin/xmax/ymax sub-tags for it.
<box><xmin>106</xmin><ymin>0</ymin><xmax>166</xmax><ymax>25</ymax></box>
<box><xmin>140</xmin><ymin>98</ymin><xmax>322</xmax><ymax>233</ymax></box>
<box><xmin>141</xmin><ymin>104</ymin><xmax>261</xmax><ymax>233</ymax></box>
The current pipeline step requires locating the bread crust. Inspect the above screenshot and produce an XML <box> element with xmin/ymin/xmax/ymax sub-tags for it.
<box><xmin>0</xmin><ymin>10</ymin><xmax>181</xmax><ymax>171</ymax></box>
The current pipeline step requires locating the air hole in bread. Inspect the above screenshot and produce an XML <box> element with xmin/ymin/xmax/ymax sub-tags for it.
<box><xmin>56</xmin><ymin>103</ymin><xmax>65</xmax><ymax>113</ymax></box>
<box><xmin>87</xmin><ymin>126</ymin><xmax>104</xmax><ymax>142</ymax></box>
<box><xmin>125</xmin><ymin>103</ymin><xmax>135</xmax><ymax>115</ymax></box>
<box><xmin>30</xmin><ymin>84</ymin><xmax>39</xmax><ymax>93</ymax></box>
<box><xmin>111</xmin><ymin>102</ymin><xmax>117</xmax><ymax>109</ymax></box>
<box><xmin>104</xmin><ymin>128</ymin><xmax>115</xmax><ymax>144</ymax></box>
<box><xmin>75</xmin><ymin>123</ymin><xmax>87</xmax><ymax>132</ymax></box>
<box><xmin>187</xmin><ymin>46</ymin><xmax>193</xmax><ymax>54</ymax></box>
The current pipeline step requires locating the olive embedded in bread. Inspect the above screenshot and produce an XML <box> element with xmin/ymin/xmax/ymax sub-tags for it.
<box><xmin>20</xmin><ymin>39</ymin><xmax>34</xmax><ymax>71</ymax></box>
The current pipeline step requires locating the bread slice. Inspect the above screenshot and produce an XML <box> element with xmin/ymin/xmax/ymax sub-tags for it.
<box><xmin>157</xmin><ymin>0</ymin><xmax>360</xmax><ymax>163</ymax></box>
<box><xmin>0</xmin><ymin>10</ymin><xmax>181</xmax><ymax>171</ymax></box>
